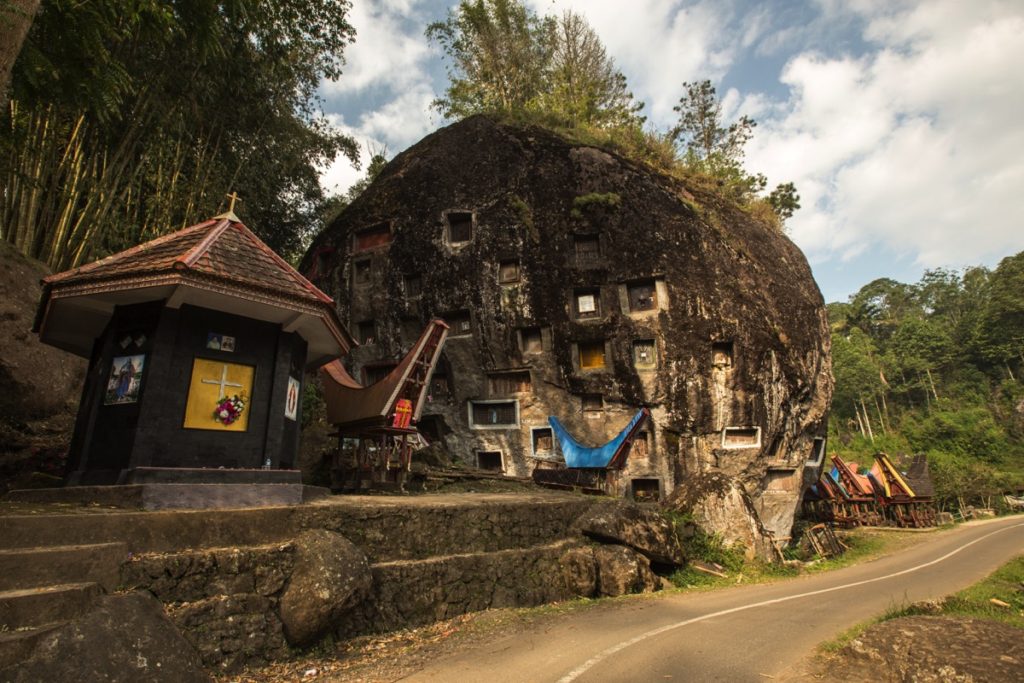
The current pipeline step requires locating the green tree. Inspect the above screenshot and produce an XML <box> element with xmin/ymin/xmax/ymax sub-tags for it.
<box><xmin>427</xmin><ymin>1</ymin><xmax>644</xmax><ymax>130</ymax></box>
<box><xmin>974</xmin><ymin>252</ymin><xmax>1024</xmax><ymax>371</ymax></box>
<box><xmin>544</xmin><ymin>11</ymin><xmax>644</xmax><ymax>129</ymax></box>
<box><xmin>767</xmin><ymin>181</ymin><xmax>800</xmax><ymax>222</ymax></box>
<box><xmin>670</xmin><ymin>79</ymin><xmax>798</xmax><ymax>216</ymax></box>
<box><xmin>2</xmin><ymin>0</ymin><xmax>359</xmax><ymax>267</ymax></box>
<box><xmin>670</xmin><ymin>80</ymin><xmax>755</xmax><ymax>176</ymax></box>
<box><xmin>426</xmin><ymin>0</ymin><xmax>553</xmax><ymax>119</ymax></box>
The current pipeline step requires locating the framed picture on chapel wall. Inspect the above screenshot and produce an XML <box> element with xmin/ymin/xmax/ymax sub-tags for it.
<box><xmin>104</xmin><ymin>354</ymin><xmax>145</xmax><ymax>405</ymax></box>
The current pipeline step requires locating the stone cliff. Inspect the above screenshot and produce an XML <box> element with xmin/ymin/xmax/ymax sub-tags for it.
<box><xmin>303</xmin><ymin>115</ymin><xmax>832</xmax><ymax>545</ymax></box>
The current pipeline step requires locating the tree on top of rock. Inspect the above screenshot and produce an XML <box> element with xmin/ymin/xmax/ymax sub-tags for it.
<box><xmin>671</xmin><ymin>79</ymin><xmax>799</xmax><ymax>224</ymax></box>
<box><xmin>427</xmin><ymin>1</ymin><xmax>643</xmax><ymax>129</ymax></box>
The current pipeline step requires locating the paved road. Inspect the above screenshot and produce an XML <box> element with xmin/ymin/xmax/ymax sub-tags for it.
<box><xmin>402</xmin><ymin>516</ymin><xmax>1024</xmax><ymax>682</ymax></box>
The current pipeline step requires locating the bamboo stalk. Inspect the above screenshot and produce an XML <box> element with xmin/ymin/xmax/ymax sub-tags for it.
<box><xmin>926</xmin><ymin>367</ymin><xmax>939</xmax><ymax>400</ymax></box>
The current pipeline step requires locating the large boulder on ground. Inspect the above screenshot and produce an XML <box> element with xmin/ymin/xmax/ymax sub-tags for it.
<box><xmin>577</xmin><ymin>503</ymin><xmax>684</xmax><ymax>566</ymax></box>
<box><xmin>667</xmin><ymin>472</ymin><xmax>776</xmax><ymax>561</ymax></box>
<box><xmin>559</xmin><ymin>546</ymin><xmax>598</xmax><ymax>597</ymax></box>
<box><xmin>278</xmin><ymin>530</ymin><xmax>372</xmax><ymax>646</ymax></box>
<box><xmin>593</xmin><ymin>544</ymin><xmax>659</xmax><ymax>597</ymax></box>
<box><xmin>0</xmin><ymin>592</ymin><xmax>209</xmax><ymax>683</ymax></box>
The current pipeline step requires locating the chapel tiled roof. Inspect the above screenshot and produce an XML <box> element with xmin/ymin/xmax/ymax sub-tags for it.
<box><xmin>44</xmin><ymin>218</ymin><xmax>332</xmax><ymax>306</ymax></box>
<box><xmin>37</xmin><ymin>216</ymin><xmax>354</xmax><ymax>361</ymax></box>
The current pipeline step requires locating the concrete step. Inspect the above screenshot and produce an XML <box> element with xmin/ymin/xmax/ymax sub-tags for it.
<box><xmin>0</xmin><ymin>583</ymin><xmax>102</xmax><ymax>631</ymax></box>
<box><xmin>0</xmin><ymin>543</ymin><xmax>127</xmax><ymax>592</ymax></box>
<box><xmin>0</xmin><ymin>623</ymin><xmax>63</xmax><ymax>669</ymax></box>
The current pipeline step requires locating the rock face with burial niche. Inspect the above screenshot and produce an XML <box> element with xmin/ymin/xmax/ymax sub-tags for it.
<box><xmin>302</xmin><ymin>115</ymin><xmax>832</xmax><ymax>544</ymax></box>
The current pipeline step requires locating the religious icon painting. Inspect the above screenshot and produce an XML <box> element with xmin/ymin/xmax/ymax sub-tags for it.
<box><xmin>183</xmin><ymin>358</ymin><xmax>255</xmax><ymax>431</ymax></box>
<box><xmin>104</xmin><ymin>354</ymin><xmax>145</xmax><ymax>405</ymax></box>
<box><xmin>206</xmin><ymin>332</ymin><xmax>236</xmax><ymax>352</ymax></box>
<box><xmin>284</xmin><ymin>376</ymin><xmax>300</xmax><ymax>421</ymax></box>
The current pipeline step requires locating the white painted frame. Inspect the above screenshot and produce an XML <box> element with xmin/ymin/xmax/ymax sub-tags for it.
<box><xmin>721</xmin><ymin>426</ymin><xmax>762</xmax><ymax>449</ymax></box>
<box><xmin>467</xmin><ymin>398</ymin><xmax>520</xmax><ymax>430</ymax></box>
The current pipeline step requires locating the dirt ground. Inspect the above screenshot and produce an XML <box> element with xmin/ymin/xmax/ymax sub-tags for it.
<box><xmin>800</xmin><ymin>615</ymin><xmax>1024</xmax><ymax>682</ymax></box>
<box><xmin>217</xmin><ymin>599</ymin><xmax>610</xmax><ymax>683</ymax></box>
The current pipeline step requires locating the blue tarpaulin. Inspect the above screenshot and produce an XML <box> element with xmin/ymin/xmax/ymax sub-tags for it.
<box><xmin>548</xmin><ymin>409</ymin><xmax>648</xmax><ymax>469</ymax></box>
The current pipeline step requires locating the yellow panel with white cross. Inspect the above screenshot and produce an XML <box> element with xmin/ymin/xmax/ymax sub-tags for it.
<box><xmin>183</xmin><ymin>358</ymin><xmax>255</xmax><ymax>431</ymax></box>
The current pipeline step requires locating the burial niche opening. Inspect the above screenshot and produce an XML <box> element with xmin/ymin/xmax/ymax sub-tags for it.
<box><xmin>632</xmin><ymin>429</ymin><xmax>650</xmax><ymax>458</ymax></box>
<box><xmin>469</xmin><ymin>400</ymin><xmax>519</xmax><ymax>428</ymax></box>
<box><xmin>518</xmin><ymin>327</ymin><xmax>543</xmax><ymax>355</ymax></box>
<box><xmin>487</xmin><ymin>370</ymin><xmax>531</xmax><ymax>396</ymax></box>
<box><xmin>627</xmin><ymin>279</ymin><xmax>657</xmax><ymax>312</ymax></box>
<box><xmin>722</xmin><ymin>426</ymin><xmax>761</xmax><ymax>449</ymax></box>
<box><xmin>444</xmin><ymin>310</ymin><xmax>472</xmax><ymax>337</ymax></box>
<box><xmin>573</xmin><ymin>234</ymin><xmax>601</xmax><ymax>267</ymax></box>
<box><xmin>417</xmin><ymin>415</ymin><xmax>445</xmax><ymax>443</ymax></box>
<box><xmin>712</xmin><ymin>340</ymin><xmax>734</xmax><ymax>367</ymax></box>
<box><xmin>476</xmin><ymin>451</ymin><xmax>503</xmax><ymax>472</ymax></box>
<box><xmin>446</xmin><ymin>211</ymin><xmax>473</xmax><ymax>245</ymax></box>
<box><xmin>574</xmin><ymin>288</ymin><xmax>602</xmax><ymax>320</ymax></box>
<box><xmin>353</xmin><ymin>259</ymin><xmax>371</xmax><ymax>286</ymax></box>
<box><xmin>633</xmin><ymin>339</ymin><xmax>657</xmax><ymax>369</ymax></box>
<box><xmin>582</xmin><ymin>393</ymin><xmax>603</xmax><ymax>418</ymax></box>
<box><xmin>498</xmin><ymin>259</ymin><xmax>521</xmax><ymax>284</ymax></box>
<box><xmin>403</xmin><ymin>273</ymin><xmax>422</xmax><ymax>298</ymax></box>
<box><xmin>531</xmin><ymin>426</ymin><xmax>554</xmax><ymax>457</ymax></box>
<box><xmin>631</xmin><ymin>478</ymin><xmax>660</xmax><ymax>502</ymax></box>
<box><xmin>362</xmin><ymin>362</ymin><xmax>396</xmax><ymax>385</ymax></box>
<box><xmin>356</xmin><ymin>320</ymin><xmax>375</xmax><ymax>345</ymax></box>
<box><xmin>578</xmin><ymin>341</ymin><xmax>606</xmax><ymax>370</ymax></box>
<box><xmin>429</xmin><ymin>371</ymin><xmax>450</xmax><ymax>400</ymax></box>
<box><xmin>353</xmin><ymin>222</ymin><xmax>392</xmax><ymax>252</ymax></box>
<box><xmin>807</xmin><ymin>437</ymin><xmax>826</xmax><ymax>466</ymax></box>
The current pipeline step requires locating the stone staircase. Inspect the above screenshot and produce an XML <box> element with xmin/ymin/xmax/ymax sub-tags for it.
<box><xmin>0</xmin><ymin>542</ymin><xmax>125</xmax><ymax>668</ymax></box>
<box><xmin>0</xmin><ymin>493</ymin><xmax>608</xmax><ymax>673</ymax></box>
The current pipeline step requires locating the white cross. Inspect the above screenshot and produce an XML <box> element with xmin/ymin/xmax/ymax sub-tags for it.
<box><xmin>202</xmin><ymin>364</ymin><xmax>244</xmax><ymax>398</ymax></box>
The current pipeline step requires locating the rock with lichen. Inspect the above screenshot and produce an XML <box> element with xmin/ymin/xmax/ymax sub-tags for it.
<box><xmin>303</xmin><ymin>114</ymin><xmax>832</xmax><ymax>546</ymax></box>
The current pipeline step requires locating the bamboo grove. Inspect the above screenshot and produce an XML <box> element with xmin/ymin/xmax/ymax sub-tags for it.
<box><xmin>1</xmin><ymin>0</ymin><xmax>359</xmax><ymax>269</ymax></box>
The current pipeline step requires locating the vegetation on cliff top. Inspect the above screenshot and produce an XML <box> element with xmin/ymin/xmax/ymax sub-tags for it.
<box><xmin>427</xmin><ymin>0</ymin><xmax>797</xmax><ymax>231</ymax></box>
<box><xmin>828</xmin><ymin>250</ymin><xmax>1024</xmax><ymax>508</ymax></box>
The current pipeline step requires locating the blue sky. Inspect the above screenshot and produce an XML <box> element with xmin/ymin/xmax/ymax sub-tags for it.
<box><xmin>318</xmin><ymin>0</ymin><xmax>1024</xmax><ymax>303</ymax></box>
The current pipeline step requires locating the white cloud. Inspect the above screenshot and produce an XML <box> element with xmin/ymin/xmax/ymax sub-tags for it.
<box><xmin>747</xmin><ymin>0</ymin><xmax>1024</xmax><ymax>269</ymax></box>
<box><xmin>526</xmin><ymin>0</ymin><xmax>738</xmax><ymax>127</ymax></box>
<box><xmin>321</xmin><ymin>1</ymin><xmax>432</xmax><ymax>95</ymax></box>
<box><xmin>320</xmin><ymin>86</ymin><xmax>439</xmax><ymax>197</ymax></box>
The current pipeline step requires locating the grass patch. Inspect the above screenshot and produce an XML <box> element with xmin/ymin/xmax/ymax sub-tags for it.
<box><xmin>666</xmin><ymin>524</ymin><xmax>937</xmax><ymax>592</ymax></box>
<box><xmin>820</xmin><ymin>554</ymin><xmax>1024</xmax><ymax>654</ymax></box>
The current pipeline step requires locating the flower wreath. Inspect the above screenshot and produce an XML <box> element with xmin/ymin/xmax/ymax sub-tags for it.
<box><xmin>214</xmin><ymin>394</ymin><xmax>246</xmax><ymax>425</ymax></box>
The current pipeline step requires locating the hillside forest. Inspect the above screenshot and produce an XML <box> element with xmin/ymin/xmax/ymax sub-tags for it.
<box><xmin>828</xmin><ymin>253</ymin><xmax>1024</xmax><ymax>509</ymax></box>
<box><xmin>1</xmin><ymin>1</ymin><xmax>1021</xmax><ymax>508</ymax></box>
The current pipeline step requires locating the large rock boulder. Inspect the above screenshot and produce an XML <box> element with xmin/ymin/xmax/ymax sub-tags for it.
<box><xmin>0</xmin><ymin>592</ymin><xmax>209</xmax><ymax>683</ymax></box>
<box><xmin>0</xmin><ymin>243</ymin><xmax>85</xmax><ymax>491</ymax></box>
<box><xmin>301</xmin><ymin>114</ymin><xmax>833</xmax><ymax>548</ymax></box>
<box><xmin>667</xmin><ymin>472</ymin><xmax>777</xmax><ymax>561</ymax></box>
<box><xmin>594</xmin><ymin>544</ymin><xmax>659</xmax><ymax>597</ymax></box>
<box><xmin>558</xmin><ymin>546</ymin><xmax>599</xmax><ymax>597</ymax></box>
<box><xmin>278</xmin><ymin>530</ymin><xmax>372</xmax><ymax>646</ymax></box>
<box><xmin>577</xmin><ymin>504</ymin><xmax>684</xmax><ymax>566</ymax></box>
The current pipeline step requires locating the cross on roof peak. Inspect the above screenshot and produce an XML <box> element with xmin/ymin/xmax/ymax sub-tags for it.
<box><xmin>214</xmin><ymin>192</ymin><xmax>242</xmax><ymax>222</ymax></box>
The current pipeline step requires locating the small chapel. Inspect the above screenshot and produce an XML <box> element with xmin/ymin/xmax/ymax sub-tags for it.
<box><xmin>34</xmin><ymin>203</ymin><xmax>354</xmax><ymax>486</ymax></box>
